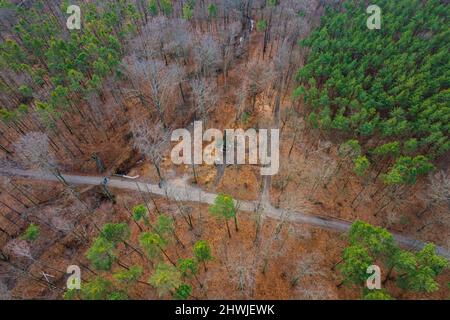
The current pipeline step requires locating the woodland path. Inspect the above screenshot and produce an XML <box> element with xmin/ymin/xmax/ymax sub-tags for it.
<box><xmin>2</xmin><ymin>168</ymin><xmax>449</xmax><ymax>259</ymax></box>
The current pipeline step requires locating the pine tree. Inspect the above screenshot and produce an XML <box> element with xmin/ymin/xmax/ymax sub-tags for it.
<box><xmin>100</xmin><ymin>223</ymin><xmax>130</xmax><ymax>246</ymax></box>
<box><xmin>294</xmin><ymin>0</ymin><xmax>449</xmax><ymax>181</ymax></box>
<box><xmin>21</xmin><ymin>223</ymin><xmax>40</xmax><ymax>241</ymax></box>
<box><xmin>113</xmin><ymin>265</ymin><xmax>143</xmax><ymax>287</ymax></box>
<box><xmin>193</xmin><ymin>240</ymin><xmax>213</xmax><ymax>272</ymax></box>
<box><xmin>149</xmin><ymin>263</ymin><xmax>182</xmax><ymax>297</ymax></box>
<box><xmin>174</xmin><ymin>283</ymin><xmax>192</xmax><ymax>300</ymax></box>
<box><xmin>80</xmin><ymin>277</ymin><xmax>113</xmax><ymax>300</ymax></box>
<box><xmin>209</xmin><ymin>193</ymin><xmax>237</xmax><ymax>238</ymax></box>
<box><xmin>363</xmin><ymin>289</ymin><xmax>393</xmax><ymax>300</ymax></box>
<box><xmin>86</xmin><ymin>237</ymin><xmax>116</xmax><ymax>271</ymax></box>
<box><xmin>338</xmin><ymin>221</ymin><xmax>448</xmax><ymax>297</ymax></box>
<box><xmin>132</xmin><ymin>203</ymin><xmax>149</xmax><ymax>229</ymax></box>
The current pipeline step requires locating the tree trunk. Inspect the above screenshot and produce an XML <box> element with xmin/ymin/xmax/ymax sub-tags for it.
<box><xmin>225</xmin><ymin>219</ymin><xmax>231</xmax><ymax>238</ymax></box>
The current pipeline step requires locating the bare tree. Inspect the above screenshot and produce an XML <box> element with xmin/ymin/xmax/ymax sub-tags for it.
<box><xmin>252</xmin><ymin>197</ymin><xmax>266</xmax><ymax>247</ymax></box>
<box><xmin>234</xmin><ymin>84</ymin><xmax>248</xmax><ymax>123</ymax></box>
<box><xmin>130</xmin><ymin>118</ymin><xmax>170</xmax><ymax>187</ymax></box>
<box><xmin>296</xmin><ymin>280</ymin><xmax>337</xmax><ymax>300</ymax></box>
<box><xmin>0</xmin><ymin>163</ymin><xmax>39</xmax><ymax>207</ymax></box>
<box><xmin>124</xmin><ymin>57</ymin><xmax>180</xmax><ymax>127</ymax></box>
<box><xmin>290</xmin><ymin>252</ymin><xmax>325</xmax><ymax>288</ymax></box>
<box><xmin>90</xmin><ymin>84</ymin><xmax>123</xmax><ymax>130</ymax></box>
<box><xmin>13</xmin><ymin>132</ymin><xmax>67</xmax><ymax>185</ymax></box>
<box><xmin>4</xmin><ymin>239</ymin><xmax>33</xmax><ymax>260</ymax></box>
<box><xmin>421</xmin><ymin>170</ymin><xmax>450</xmax><ymax>214</ymax></box>
<box><xmin>307</xmin><ymin>157</ymin><xmax>336</xmax><ymax>200</ymax></box>
<box><xmin>273</xmin><ymin>39</ymin><xmax>292</xmax><ymax>88</ymax></box>
<box><xmin>417</xmin><ymin>170</ymin><xmax>450</xmax><ymax>232</ymax></box>
<box><xmin>259</xmin><ymin>210</ymin><xmax>292</xmax><ymax>275</ymax></box>
<box><xmin>194</xmin><ymin>35</ymin><xmax>221</xmax><ymax>78</ymax></box>
<box><xmin>142</xmin><ymin>16</ymin><xmax>171</xmax><ymax>64</ymax></box>
<box><xmin>171</xmin><ymin>63</ymin><xmax>187</xmax><ymax>105</ymax></box>
<box><xmin>229</xmin><ymin>251</ymin><xmax>257</xmax><ymax>299</ymax></box>
<box><xmin>218</xmin><ymin>21</ymin><xmax>240</xmax><ymax>86</ymax></box>
<box><xmin>190</xmin><ymin>78</ymin><xmax>218</xmax><ymax>122</ymax></box>
<box><xmin>165</xmin><ymin>19</ymin><xmax>193</xmax><ymax>64</ymax></box>
<box><xmin>272</xmin><ymin>158</ymin><xmax>296</xmax><ymax>205</ymax></box>
<box><xmin>49</xmin><ymin>213</ymin><xmax>74</xmax><ymax>235</ymax></box>
<box><xmin>245</xmin><ymin>60</ymin><xmax>274</xmax><ymax>112</ymax></box>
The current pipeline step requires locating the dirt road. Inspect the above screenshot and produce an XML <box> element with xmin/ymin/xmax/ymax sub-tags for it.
<box><xmin>2</xmin><ymin>168</ymin><xmax>449</xmax><ymax>259</ymax></box>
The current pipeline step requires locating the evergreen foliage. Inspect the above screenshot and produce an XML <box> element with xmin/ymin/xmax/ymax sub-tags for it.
<box><xmin>295</xmin><ymin>0</ymin><xmax>449</xmax><ymax>184</ymax></box>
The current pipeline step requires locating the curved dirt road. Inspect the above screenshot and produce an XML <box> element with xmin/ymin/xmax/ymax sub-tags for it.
<box><xmin>2</xmin><ymin>168</ymin><xmax>449</xmax><ymax>259</ymax></box>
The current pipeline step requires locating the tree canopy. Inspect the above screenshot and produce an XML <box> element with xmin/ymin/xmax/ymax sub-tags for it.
<box><xmin>294</xmin><ymin>0</ymin><xmax>449</xmax><ymax>184</ymax></box>
<box><xmin>339</xmin><ymin>221</ymin><xmax>448</xmax><ymax>297</ymax></box>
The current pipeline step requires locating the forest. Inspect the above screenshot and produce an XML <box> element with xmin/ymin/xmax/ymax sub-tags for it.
<box><xmin>0</xmin><ymin>0</ymin><xmax>448</xmax><ymax>301</ymax></box>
